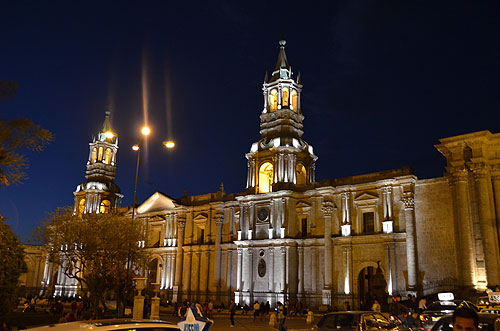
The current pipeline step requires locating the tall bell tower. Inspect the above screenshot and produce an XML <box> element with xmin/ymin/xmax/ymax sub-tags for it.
<box><xmin>246</xmin><ymin>40</ymin><xmax>317</xmax><ymax>194</ymax></box>
<box><xmin>73</xmin><ymin>110</ymin><xmax>123</xmax><ymax>215</ymax></box>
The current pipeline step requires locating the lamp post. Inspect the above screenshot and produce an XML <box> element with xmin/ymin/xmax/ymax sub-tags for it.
<box><xmin>120</xmin><ymin>126</ymin><xmax>175</xmax><ymax>317</ymax></box>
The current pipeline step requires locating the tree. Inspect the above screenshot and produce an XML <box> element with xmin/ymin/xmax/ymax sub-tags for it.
<box><xmin>0</xmin><ymin>214</ymin><xmax>25</xmax><ymax>316</ymax></box>
<box><xmin>0</xmin><ymin>81</ymin><xmax>53</xmax><ymax>186</ymax></box>
<box><xmin>34</xmin><ymin>207</ymin><xmax>150</xmax><ymax>316</ymax></box>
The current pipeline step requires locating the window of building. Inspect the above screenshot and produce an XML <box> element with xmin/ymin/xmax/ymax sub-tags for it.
<box><xmin>282</xmin><ymin>87</ymin><xmax>289</xmax><ymax>107</ymax></box>
<box><xmin>98</xmin><ymin>146</ymin><xmax>103</xmax><ymax>161</ymax></box>
<box><xmin>99</xmin><ymin>200</ymin><xmax>111</xmax><ymax>213</ymax></box>
<box><xmin>258</xmin><ymin>162</ymin><xmax>274</xmax><ymax>193</ymax></box>
<box><xmin>296</xmin><ymin>163</ymin><xmax>307</xmax><ymax>185</ymax></box>
<box><xmin>291</xmin><ymin>90</ymin><xmax>298</xmax><ymax>112</ymax></box>
<box><xmin>91</xmin><ymin>148</ymin><xmax>97</xmax><ymax>163</ymax></box>
<box><xmin>78</xmin><ymin>199</ymin><xmax>86</xmax><ymax>215</ymax></box>
<box><xmin>269</xmin><ymin>89</ymin><xmax>278</xmax><ymax>112</ymax></box>
<box><xmin>198</xmin><ymin>228</ymin><xmax>205</xmax><ymax>244</ymax></box>
<box><xmin>104</xmin><ymin>149</ymin><xmax>111</xmax><ymax>164</ymax></box>
<box><xmin>363</xmin><ymin>212</ymin><xmax>375</xmax><ymax>234</ymax></box>
<box><xmin>301</xmin><ymin>217</ymin><xmax>308</xmax><ymax>238</ymax></box>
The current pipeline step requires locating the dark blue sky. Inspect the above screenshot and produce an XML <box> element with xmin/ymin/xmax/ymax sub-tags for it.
<box><xmin>2</xmin><ymin>1</ymin><xmax>500</xmax><ymax>241</ymax></box>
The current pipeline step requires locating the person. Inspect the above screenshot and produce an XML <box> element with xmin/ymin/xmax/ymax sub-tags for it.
<box><xmin>253</xmin><ymin>301</ymin><xmax>260</xmax><ymax>321</ymax></box>
<box><xmin>278</xmin><ymin>302</ymin><xmax>287</xmax><ymax>331</ymax></box>
<box><xmin>418</xmin><ymin>297</ymin><xmax>427</xmax><ymax>313</ymax></box>
<box><xmin>344</xmin><ymin>301</ymin><xmax>351</xmax><ymax>311</ymax></box>
<box><xmin>452</xmin><ymin>307</ymin><xmax>479</xmax><ymax>331</ymax></box>
<box><xmin>371</xmin><ymin>299</ymin><xmax>381</xmax><ymax>312</ymax></box>
<box><xmin>208</xmin><ymin>300</ymin><xmax>214</xmax><ymax>319</ymax></box>
<box><xmin>229</xmin><ymin>299</ymin><xmax>237</xmax><ymax>328</ymax></box>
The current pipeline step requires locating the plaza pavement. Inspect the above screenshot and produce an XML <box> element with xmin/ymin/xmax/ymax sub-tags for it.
<box><xmin>159</xmin><ymin>309</ymin><xmax>314</xmax><ymax>331</ymax></box>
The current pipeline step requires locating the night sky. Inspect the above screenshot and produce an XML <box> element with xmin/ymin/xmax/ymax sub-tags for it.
<box><xmin>2</xmin><ymin>1</ymin><xmax>500</xmax><ymax>242</ymax></box>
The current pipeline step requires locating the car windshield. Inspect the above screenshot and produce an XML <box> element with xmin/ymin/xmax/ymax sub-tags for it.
<box><xmin>318</xmin><ymin>314</ymin><xmax>360</xmax><ymax>329</ymax></box>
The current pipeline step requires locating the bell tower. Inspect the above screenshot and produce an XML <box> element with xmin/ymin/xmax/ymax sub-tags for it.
<box><xmin>73</xmin><ymin>109</ymin><xmax>123</xmax><ymax>215</ymax></box>
<box><xmin>246</xmin><ymin>40</ymin><xmax>317</xmax><ymax>194</ymax></box>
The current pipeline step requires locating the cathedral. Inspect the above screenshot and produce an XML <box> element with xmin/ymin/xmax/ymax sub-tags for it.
<box><xmin>24</xmin><ymin>40</ymin><xmax>500</xmax><ymax>309</ymax></box>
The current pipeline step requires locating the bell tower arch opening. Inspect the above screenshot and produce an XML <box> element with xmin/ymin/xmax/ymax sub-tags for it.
<box><xmin>258</xmin><ymin>162</ymin><xmax>274</xmax><ymax>193</ymax></box>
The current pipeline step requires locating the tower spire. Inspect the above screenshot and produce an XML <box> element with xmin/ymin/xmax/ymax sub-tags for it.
<box><xmin>271</xmin><ymin>39</ymin><xmax>292</xmax><ymax>82</ymax></box>
<box><xmin>101</xmin><ymin>109</ymin><xmax>112</xmax><ymax>133</ymax></box>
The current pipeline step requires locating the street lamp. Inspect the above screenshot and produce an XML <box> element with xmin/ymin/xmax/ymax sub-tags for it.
<box><xmin>106</xmin><ymin>126</ymin><xmax>175</xmax><ymax>316</ymax></box>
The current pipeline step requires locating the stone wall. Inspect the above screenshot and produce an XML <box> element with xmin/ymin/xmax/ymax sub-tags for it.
<box><xmin>415</xmin><ymin>178</ymin><xmax>458</xmax><ymax>294</ymax></box>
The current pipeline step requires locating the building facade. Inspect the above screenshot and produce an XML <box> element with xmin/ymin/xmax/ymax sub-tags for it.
<box><xmin>27</xmin><ymin>41</ymin><xmax>500</xmax><ymax>309</ymax></box>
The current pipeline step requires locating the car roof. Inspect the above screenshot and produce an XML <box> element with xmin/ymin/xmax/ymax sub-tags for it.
<box><xmin>437</xmin><ymin>313</ymin><xmax>500</xmax><ymax>321</ymax></box>
<box><xmin>28</xmin><ymin>319</ymin><xmax>180</xmax><ymax>331</ymax></box>
<box><xmin>323</xmin><ymin>311</ymin><xmax>381</xmax><ymax>315</ymax></box>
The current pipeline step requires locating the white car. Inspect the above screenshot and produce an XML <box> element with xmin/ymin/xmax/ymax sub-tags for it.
<box><xmin>28</xmin><ymin>319</ymin><xmax>180</xmax><ymax>331</ymax></box>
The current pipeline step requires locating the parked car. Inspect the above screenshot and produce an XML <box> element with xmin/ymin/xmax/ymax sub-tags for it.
<box><xmin>477</xmin><ymin>296</ymin><xmax>500</xmax><ymax>311</ymax></box>
<box><xmin>420</xmin><ymin>300</ymin><xmax>478</xmax><ymax>331</ymax></box>
<box><xmin>430</xmin><ymin>312</ymin><xmax>500</xmax><ymax>331</ymax></box>
<box><xmin>28</xmin><ymin>319</ymin><xmax>180</xmax><ymax>331</ymax></box>
<box><xmin>312</xmin><ymin>311</ymin><xmax>411</xmax><ymax>331</ymax></box>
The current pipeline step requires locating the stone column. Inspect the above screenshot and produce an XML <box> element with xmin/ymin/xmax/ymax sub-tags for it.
<box><xmin>386</xmin><ymin>245</ymin><xmax>393</xmax><ymax>296</ymax></box>
<box><xmin>297</xmin><ymin>246</ymin><xmax>304</xmax><ymax>297</ymax></box>
<box><xmin>311</xmin><ymin>248</ymin><xmax>317</xmax><ymax>293</ymax></box>
<box><xmin>247</xmin><ymin>248</ymin><xmax>254</xmax><ymax>293</ymax></box>
<box><xmin>402</xmin><ymin>192</ymin><xmax>418</xmax><ymax>291</ymax></box>
<box><xmin>492</xmin><ymin>166</ymin><xmax>500</xmax><ymax>269</ymax></box>
<box><xmin>448</xmin><ymin>168</ymin><xmax>475</xmax><ymax>287</ymax></box>
<box><xmin>203</xmin><ymin>250</ymin><xmax>210</xmax><ymax>301</ymax></box>
<box><xmin>213</xmin><ymin>213</ymin><xmax>224</xmax><ymax>299</ymax></box>
<box><xmin>184</xmin><ymin>250</ymin><xmax>193</xmax><ymax>298</ymax></box>
<box><xmin>237</xmin><ymin>248</ymin><xmax>243</xmax><ymax>291</ymax></box>
<box><xmin>322</xmin><ymin>202</ymin><xmax>334</xmax><ymax>305</ymax></box>
<box><xmin>269</xmin><ymin>247</ymin><xmax>275</xmax><ymax>293</ymax></box>
<box><xmin>322</xmin><ymin>202</ymin><xmax>334</xmax><ymax>290</ymax></box>
<box><xmin>173</xmin><ymin>215</ymin><xmax>186</xmax><ymax>302</ymax></box>
<box><xmin>472</xmin><ymin>163</ymin><xmax>500</xmax><ymax>285</ymax></box>
<box><xmin>343</xmin><ymin>247</ymin><xmax>351</xmax><ymax>295</ymax></box>
<box><xmin>280</xmin><ymin>246</ymin><xmax>286</xmax><ymax>294</ymax></box>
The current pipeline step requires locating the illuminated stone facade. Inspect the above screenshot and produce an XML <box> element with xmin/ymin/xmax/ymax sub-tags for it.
<box><xmin>132</xmin><ymin>42</ymin><xmax>500</xmax><ymax>308</ymax></box>
<box><xmin>27</xmin><ymin>41</ymin><xmax>500</xmax><ymax>308</ymax></box>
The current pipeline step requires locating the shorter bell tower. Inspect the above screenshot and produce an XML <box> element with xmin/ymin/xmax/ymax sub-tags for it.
<box><xmin>73</xmin><ymin>110</ymin><xmax>123</xmax><ymax>215</ymax></box>
<box><xmin>246</xmin><ymin>40</ymin><xmax>317</xmax><ymax>194</ymax></box>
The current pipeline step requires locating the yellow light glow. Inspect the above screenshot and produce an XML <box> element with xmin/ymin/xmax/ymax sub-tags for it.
<box><xmin>141</xmin><ymin>126</ymin><xmax>151</xmax><ymax>136</ymax></box>
<box><xmin>163</xmin><ymin>141</ymin><xmax>175</xmax><ymax>149</ymax></box>
<box><xmin>132</xmin><ymin>144</ymin><xmax>140</xmax><ymax>151</ymax></box>
<box><xmin>104</xmin><ymin>131</ymin><xmax>115</xmax><ymax>139</ymax></box>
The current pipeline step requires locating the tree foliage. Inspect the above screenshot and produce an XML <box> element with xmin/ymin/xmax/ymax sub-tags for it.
<box><xmin>34</xmin><ymin>207</ymin><xmax>150</xmax><ymax>314</ymax></box>
<box><xmin>0</xmin><ymin>214</ymin><xmax>25</xmax><ymax>316</ymax></box>
<box><xmin>0</xmin><ymin>81</ymin><xmax>54</xmax><ymax>186</ymax></box>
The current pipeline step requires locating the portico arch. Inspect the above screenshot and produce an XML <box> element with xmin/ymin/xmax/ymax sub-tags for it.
<box><xmin>357</xmin><ymin>262</ymin><xmax>388</xmax><ymax>311</ymax></box>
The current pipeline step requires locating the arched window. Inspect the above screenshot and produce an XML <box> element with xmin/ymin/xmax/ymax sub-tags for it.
<box><xmin>282</xmin><ymin>87</ymin><xmax>289</xmax><ymax>107</ymax></box>
<box><xmin>98</xmin><ymin>147</ymin><xmax>103</xmax><ymax>161</ymax></box>
<box><xmin>296</xmin><ymin>163</ymin><xmax>307</xmax><ymax>185</ymax></box>
<box><xmin>99</xmin><ymin>200</ymin><xmax>111</xmax><ymax>213</ymax></box>
<box><xmin>269</xmin><ymin>89</ymin><xmax>278</xmax><ymax>112</ymax></box>
<box><xmin>78</xmin><ymin>199</ymin><xmax>86</xmax><ymax>215</ymax></box>
<box><xmin>291</xmin><ymin>90</ymin><xmax>298</xmax><ymax>112</ymax></box>
<box><xmin>91</xmin><ymin>148</ymin><xmax>97</xmax><ymax>163</ymax></box>
<box><xmin>104</xmin><ymin>149</ymin><xmax>111</xmax><ymax>164</ymax></box>
<box><xmin>258</xmin><ymin>162</ymin><xmax>274</xmax><ymax>193</ymax></box>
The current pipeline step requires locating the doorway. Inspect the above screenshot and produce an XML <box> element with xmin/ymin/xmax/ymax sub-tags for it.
<box><xmin>358</xmin><ymin>265</ymin><xmax>387</xmax><ymax>311</ymax></box>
